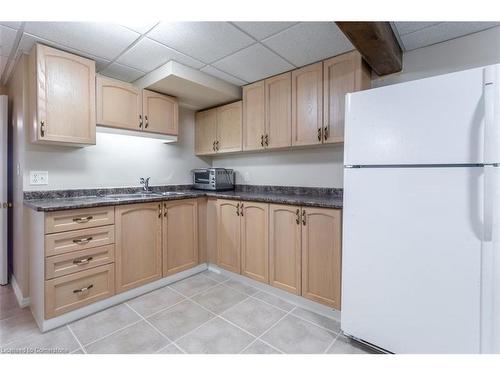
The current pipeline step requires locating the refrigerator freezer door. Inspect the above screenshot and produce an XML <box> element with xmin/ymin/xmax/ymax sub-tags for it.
<box><xmin>344</xmin><ymin>65</ymin><xmax>500</xmax><ymax>166</ymax></box>
<box><xmin>341</xmin><ymin>166</ymin><xmax>483</xmax><ymax>353</ymax></box>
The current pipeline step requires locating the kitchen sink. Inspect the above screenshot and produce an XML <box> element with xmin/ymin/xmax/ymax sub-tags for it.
<box><xmin>102</xmin><ymin>193</ymin><xmax>163</xmax><ymax>199</ymax></box>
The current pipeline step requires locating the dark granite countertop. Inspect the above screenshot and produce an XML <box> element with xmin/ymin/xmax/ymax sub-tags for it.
<box><xmin>24</xmin><ymin>185</ymin><xmax>343</xmax><ymax>212</ymax></box>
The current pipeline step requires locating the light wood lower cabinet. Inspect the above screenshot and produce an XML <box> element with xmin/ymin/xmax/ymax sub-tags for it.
<box><xmin>115</xmin><ymin>202</ymin><xmax>162</xmax><ymax>293</ymax></box>
<box><xmin>241</xmin><ymin>202</ymin><xmax>269</xmax><ymax>283</ymax></box>
<box><xmin>216</xmin><ymin>199</ymin><xmax>241</xmax><ymax>273</ymax></box>
<box><xmin>269</xmin><ymin>204</ymin><xmax>302</xmax><ymax>295</ymax></box>
<box><xmin>162</xmin><ymin>199</ymin><xmax>198</xmax><ymax>276</ymax></box>
<box><xmin>301</xmin><ymin>207</ymin><xmax>342</xmax><ymax>309</ymax></box>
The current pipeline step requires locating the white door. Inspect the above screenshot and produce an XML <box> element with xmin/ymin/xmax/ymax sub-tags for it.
<box><xmin>341</xmin><ymin>166</ymin><xmax>484</xmax><ymax>353</ymax></box>
<box><xmin>0</xmin><ymin>96</ymin><xmax>7</xmax><ymax>285</ymax></box>
<box><xmin>344</xmin><ymin>64</ymin><xmax>500</xmax><ymax>166</ymax></box>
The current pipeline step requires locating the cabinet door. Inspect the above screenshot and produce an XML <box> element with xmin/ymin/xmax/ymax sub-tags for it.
<box><xmin>96</xmin><ymin>75</ymin><xmax>142</xmax><ymax>131</ymax></box>
<box><xmin>195</xmin><ymin>108</ymin><xmax>217</xmax><ymax>155</ymax></box>
<box><xmin>323</xmin><ymin>51</ymin><xmax>370</xmax><ymax>144</ymax></box>
<box><xmin>30</xmin><ymin>44</ymin><xmax>96</xmax><ymax>145</ymax></box>
<box><xmin>301</xmin><ymin>207</ymin><xmax>342</xmax><ymax>309</ymax></box>
<box><xmin>162</xmin><ymin>199</ymin><xmax>198</xmax><ymax>276</ymax></box>
<box><xmin>115</xmin><ymin>203</ymin><xmax>162</xmax><ymax>293</ymax></box>
<box><xmin>142</xmin><ymin>89</ymin><xmax>178</xmax><ymax>135</ymax></box>
<box><xmin>216</xmin><ymin>199</ymin><xmax>241</xmax><ymax>273</ymax></box>
<box><xmin>291</xmin><ymin>62</ymin><xmax>323</xmax><ymax>146</ymax></box>
<box><xmin>242</xmin><ymin>81</ymin><xmax>265</xmax><ymax>151</ymax></box>
<box><xmin>241</xmin><ymin>202</ymin><xmax>269</xmax><ymax>283</ymax></box>
<box><xmin>269</xmin><ymin>204</ymin><xmax>302</xmax><ymax>295</ymax></box>
<box><xmin>216</xmin><ymin>101</ymin><xmax>242</xmax><ymax>153</ymax></box>
<box><xmin>265</xmin><ymin>72</ymin><xmax>291</xmax><ymax>149</ymax></box>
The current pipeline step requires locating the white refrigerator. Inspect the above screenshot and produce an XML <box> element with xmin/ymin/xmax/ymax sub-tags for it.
<box><xmin>341</xmin><ymin>64</ymin><xmax>500</xmax><ymax>354</ymax></box>
<box><xmin>1</xmin><ymin>95</ymin><xmax>7</xmax><ymax>285</ymax></box>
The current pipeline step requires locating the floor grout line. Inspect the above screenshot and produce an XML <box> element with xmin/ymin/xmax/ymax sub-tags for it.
<box><xmin>323</xmin><ymin>332</ymin><xmax>341</xmax><ymax>354</ymax></box>
<box><xmin>124</xmin><ymin>302</ymin><xmax>178</xmax><ymax>353</ymax></box>
<box><xmin>66</xmin><ymin>324</ymin><xmax>87</xmax><ymax>354</ymax></box>
<box><xmin>79</xmin><ymin>316</ymin><xmax>143</xmax><ymax>348</ymax></box>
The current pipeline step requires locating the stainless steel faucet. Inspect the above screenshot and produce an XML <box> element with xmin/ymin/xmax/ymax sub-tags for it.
<box><xmin>140</xmin><ymin>177</ymin><xmax>152</xmax><ymax>192</ymax></box>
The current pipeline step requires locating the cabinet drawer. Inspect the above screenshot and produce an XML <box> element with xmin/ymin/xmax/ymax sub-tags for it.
<box><xmin>45</xmin><ymin>225</ymin><xmax>115</xmax><ymax>257</ymax></box>
<box><xmin>45</xmin><ymin>244</ymin><xmax>115</xmax><ymax>280</ymax></box>
<box><xmin>45</xmin><ymin>264</ymin><xmax>115</xmax><ymax>319</ymax></box>
<box><xmin>45</xmin><ymin>207</ymin><xmax>115</xmax><ymax>234</ymax></box>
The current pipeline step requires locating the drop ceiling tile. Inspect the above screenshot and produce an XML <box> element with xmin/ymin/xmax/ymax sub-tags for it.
<box><xmin>394</xmin><ymin>22</ymin><xmax>441</xmax><ymax>36</ymax></box>
<box><xmin>0</xmin><ymin>56</ymin><xmax>8</xmax><ymax>77</ymax></box>
<box><xmin>148</xmin><ymin>22</ymin><xmax>254</xmax><ymax>63</ymax></box>
<box><xmin>0</xmin><ymin>22</ymin><xmax>23</xmax><ymax>30</ymax></box>
<box><xmin>101</xmin><ymin>62</ymin><xmax>145</xmax><ymax>82</ymax></box>
<box><xmin>200</xmin><ymin>65</ymin><xmax>247</xmax><ymax>86</ymax></box>
<box><xmin>24</xmin><ymin>22</ymin><xmax>140</xmax><ymax>60</ymax></box>
<box><xmin>213</xmin><ymin>43</ymin><xmax>294</xmax><ymax>83</ymax></box>
<box><xmin>232</xmin><ymin>22</ymin><xmax>298</xmax><ymax>40</ymax></box>
<box><xmin>401</xmin><ymin>22</ymin><xmax>500</xmax><ymax>51</ymax></box>
<box><xmin>119</xmin><ymin>21</ymin><xmax>159</xmax><ymax>34</ymax></box>
<box><xmin>262</xmin><ymin>22</ymin><xmax>353</xmax><ymax>67</ymax></box>
<box><xmin>0</xmin><ymin>25</ymin><xmax>17</xmax><ymax>57</ymax></box>
<box><xmin>117</xmin><ymin>37</ymin><xmax>204</xmax><ymax>72</ymax></box>
<box><xmin>18</xmin><ymin>32</ymin><xmax>110</xmax><ymax>71</ymax></box>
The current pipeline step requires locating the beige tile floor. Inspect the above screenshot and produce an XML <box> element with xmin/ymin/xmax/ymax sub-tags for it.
<box><xmin>0</xmin><ymin>270</ymin><xmax>378</xmax><ymax>354</ymax></box>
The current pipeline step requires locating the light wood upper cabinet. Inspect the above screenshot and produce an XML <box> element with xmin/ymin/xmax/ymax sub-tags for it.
<box><xmin>301</xmin><ymin>207</ymin><xmax>342</xmax><ymax>309</ymax></box>
<box><xmin>266</xmin><ymin>72</ymin><xmax>291</xmax><ymax>148</ymax></box>
<box><xmin>195</xmin><ymin>108</ymin><xmax>218</xmax><ymax>155</ymax></box>
<box><xmin>323</xmin><ymin>50</ymin><xmax>371</xmax><ymax>144</ymax></box>
<box><xmin>269</xmin><ymin>204</ymin><xmax>302</xmax><ymax>295</ymax></box>
<box><xmin>243</xmin><ymin>81</ymin><xmax>265</xmax><ymax>151</ymax></box>
<box><xmin>96</xmin><ymin>75</ymin><xmax>141</xmax><ymax>131</ymax></box>
<box><xmin>216</xmin><ymin>199</ymin><xmax>241</xmax><ymax>273</ymax></box>
<box><xmin>162</xmin><ymin>199</ymin><xmax>198</xmax><ymax>277</ymax></box>
<box><xmin>29</xmin><ymin>44</ymin><xmax>96</xmax><ymax>146</ymax></box>
<box><xmin>216</xmin><ymin>101</ymin><xmax>242</xmax><ymax>153</ymax></box>
<box><xmin>291</xmin><ymin>62</ymin><xmax>323</xmax><ymax>146</ymax></box>
<box><xmin>241</xmin><ymin>202</ymin><xmax>269</xmax><ymax>284</ymax></box>
<box><xmin>115</xmin><ymin>202</ymin><xmax>162</xmax><ymax>293</ymax></box>
<box><xmin>142</xmin><ymin>89</ymin><xmax>178</xmax><ymax>136</ymax></box>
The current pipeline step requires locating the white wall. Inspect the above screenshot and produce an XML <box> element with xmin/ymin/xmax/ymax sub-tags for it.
<box><xmin>373</xmin><ymin>26</ymin><xmax>500</xmax><ymax>87</ymax></box>
<box><xmin>24</xmin><ymin>108</ymin><xmax>210</xmax><ymax>191</ymax></box>
<box><xmin>213</xmin><ymin>146</ymin><xmax>344</xmax><ymax>188</ymax></box>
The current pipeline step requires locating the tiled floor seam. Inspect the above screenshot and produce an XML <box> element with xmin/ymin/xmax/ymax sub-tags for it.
<box><xmin>237</xmin><ymin>307</ymin><xmax>297</xmax><ymax>354</ymax></box>
<box><xmin>288</xmin><ymin>311</ymin><xmax>341</xmax><ymax>335</ymax></box>
<box><xmin>79</xmin><ymin>317</ymin><xmax>143</xmax><ymax>348</ymax></box>
<box><xmin>323</xmin><ymin>332</ymin><xmax>341</xmax><ymax>354</ymax></box>
<box><xmin>124</xmin><ymin>302</ymin><xmax>176</xmax><ymax>351</ymax></box>
<box><xmin>66</xmin><ymin>324</ymin><xmax>87</xmax><ymax>354</ymax></box>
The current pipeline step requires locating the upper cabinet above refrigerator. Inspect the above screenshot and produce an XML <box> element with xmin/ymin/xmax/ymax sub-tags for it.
<box><xmin>29</xmin><ymin>44</ymin><xmax>96</xmax><ymax>146</ymax></box>
<box><xmin>344</xmin><ymin>65</ymin><xmax>500</xmax><ymax>166</ymax></box>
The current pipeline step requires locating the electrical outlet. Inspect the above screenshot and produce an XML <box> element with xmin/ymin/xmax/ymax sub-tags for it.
<box><xmin>30</xmin><ymin>171</ymin><xmax>49</xmax><ymax>185</ymax></box>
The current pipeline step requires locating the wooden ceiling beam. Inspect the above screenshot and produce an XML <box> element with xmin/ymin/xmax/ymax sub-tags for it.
<box><xmin>336</xmin><ymin>22</ymin><xmax>403</xmax><ymax>76</ymax></box>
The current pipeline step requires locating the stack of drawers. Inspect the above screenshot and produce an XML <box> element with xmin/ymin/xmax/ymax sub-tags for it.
<box><xmin>43</xmin><ymin>206</ymin><xmax>116</xmax><ymax>318</ymax></box>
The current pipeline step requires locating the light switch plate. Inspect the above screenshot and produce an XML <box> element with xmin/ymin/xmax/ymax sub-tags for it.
<box><xmin>30</xmin><ymin>171</ymin><xmax>48</xmax><ymax>185</ymax></box>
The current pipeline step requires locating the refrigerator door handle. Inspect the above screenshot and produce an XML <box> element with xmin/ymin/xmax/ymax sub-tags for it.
<box><xmin>483</xmin><ymin>165</ymin><xmax>496</xmax><ymax>242</ymax></box>
<box><xmin>484</xmin><ymin>66</ymin><xmax>499</xmax><ymax>164</ymax></box>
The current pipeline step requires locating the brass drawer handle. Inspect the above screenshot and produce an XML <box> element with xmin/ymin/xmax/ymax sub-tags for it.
<box><xmin>73</xmin><ymin>237</ymin><xmax>93</xmax><ymax>245</ymax></box>
<box><xmin>323</xmin><ymin>126</ymin><xmax>329</xmax><ymax>141</ymax></box>
<box><xmin>261</xmin><ymin>134</ymin><xmax>264</xmax><ymax>147</ymax></box>
<box><xmin>213</xmin><ymin>141</ymin><xmax>216</xmax><ymax>151</ymax></box>
<box><xmin>145</xmin><ymin>115</ymin><xmax>149</xmax><ymax>129</ymax></box>
<box><xmin>302</xmin><ymin>210</ymin><xmax>306</xmax><ymax>226</ymax></box>
<box><xmin>265</xmin><ymin>134</ymin><xmax>269</xmax><ymax>146</ymax></box>
<box><xmin>236</xmin><ymin>203</ymin><xmax>240</xmax><ymax>216</ymax></box>
<box><xmin>240</xmin><ymin>203</ymin><xmax>244</xmax><ymax>216</ymax></box>
<box><xmin>73</xmin><ymin>284</ymin><xmax>93</xmax><ymax>294</ymax></box>
<box><xmin>73</xmin><ymin>216</ymin><xmax>93</xmax><ymax>224</ymax></box>
<box><xmin>296</xmin><ymin>209</ymin><xmax>300</xmax><ymax>225</ymax></box>
<box><xmin>216</xmin><ymin>140</ymin><xmax>219</xmax><ymax>151</ymax></box>
<box><xmin>139</xmin><ymin>114</ymin><xmax>143</xmax><ymax>129</ymax></box>
<box><xmin>158</xmin><ymin>204</ymin><xmax>162</xmax><ymax>218</ymax></box>
<box><xmin>73</xmin><ymin>257</ymin><xmax>93</xmax><ymax>266</ymax></box>
<box><xmin>164</xmin><ymin>203</ymin><xmax>168</xmax><ymax>217</ymax></box>
<box><xmin>40</xmin><ymin>121</ymin><xmax>46</xmax><ymax>137</ymax></box>
<box><xmin>317</xmin><ymin>128</ymin><xmax>322</xmax><ymax>141</ymax></box>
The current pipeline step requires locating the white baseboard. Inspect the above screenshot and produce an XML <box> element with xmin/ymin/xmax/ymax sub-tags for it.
<box><xmin>11</xmin><ymin>274</ymin><xmax>30</xmax><ymax>308</ymax></box>
<box><xmin>207</xmin><ymin>263</ymin><xmax>341</xmax><ymax>321</ymax></box>
<box><xmin>39</xmin><ymin>263</ymin><xmax>207</xmax><ymax>332</ymax></box>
